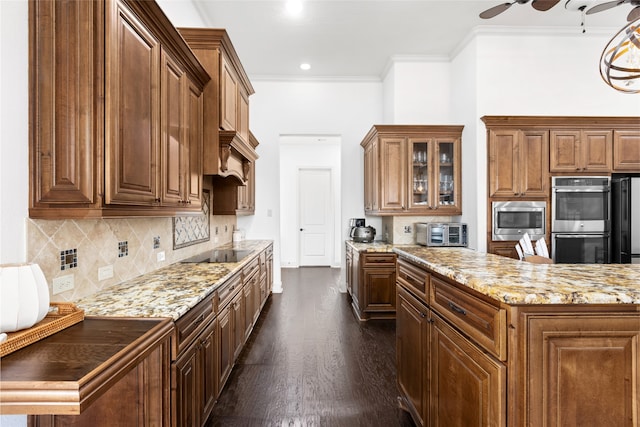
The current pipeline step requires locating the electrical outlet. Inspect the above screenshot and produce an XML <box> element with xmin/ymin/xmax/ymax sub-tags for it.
<box><xmin>214</xmin><ymin>236</ymin><xmax>219</xmax><ymax>244</ymax></box>
<box><xmin>157</xmin><ymin>251</ymin><xmax>165</xmax><ymax>262</ymax></box>
<box><xmin>98</xmin><ymin>265</ymin><xmax>114</xmax><ymax>281</ymax></box>
<box><xmin>404</xmin><ymin>225</ymin><xmax>412</xmax><ymax>233</ymax></box>
<box><xmin>53</xmin><ymin>275</ymin><xmax>74</xmax><ymax>295</ymax></box>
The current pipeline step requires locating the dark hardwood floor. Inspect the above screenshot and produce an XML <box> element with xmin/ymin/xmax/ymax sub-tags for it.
<box><xmin>206</xmin><ymin>267</ymin><xmax>414</xmax><ymax>426</ymax></box>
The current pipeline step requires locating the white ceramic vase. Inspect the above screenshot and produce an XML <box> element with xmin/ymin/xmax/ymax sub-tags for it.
<box><xmin>0</xmin><ymin>263</ymin><xmax>50</xmax><ymax>333</ymax></box>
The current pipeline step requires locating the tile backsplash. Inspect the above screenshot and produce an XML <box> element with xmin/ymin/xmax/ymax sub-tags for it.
<box><xmin>27</xmin><ymin>213</ymin><xmax>236</xmax><ymax>302</ymax></box>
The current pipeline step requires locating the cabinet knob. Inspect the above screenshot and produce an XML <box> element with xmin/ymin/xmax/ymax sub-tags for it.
<box><xmin>155</xmin><ymin>198</ymin><xmax>161</xmax><ymax>203</ymax></box>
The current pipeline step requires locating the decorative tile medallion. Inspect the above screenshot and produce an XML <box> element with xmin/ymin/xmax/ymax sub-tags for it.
<box><xmin>173</xmin><ymin>189</ymin><xmax>211</xmax><ymax>249</ymax></box>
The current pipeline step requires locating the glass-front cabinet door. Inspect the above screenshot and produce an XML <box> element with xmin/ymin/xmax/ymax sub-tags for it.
<box><xmin>434</xmin><ymin>139</ymin><xmax>461</xmax><ymax>213</ymax></box>
<box><xmin>408</xmin><ymin>140</ymin><xmax>430</xmax><ymax>211</ymax></box>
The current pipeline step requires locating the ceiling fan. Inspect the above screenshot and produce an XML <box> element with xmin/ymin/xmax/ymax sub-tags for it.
<box><xmin>479</xmin><ymin>0</ymin><xmax>561</xmax><ymax>19</ymax></box>
<box><xmin>586</xmin><ymin>0</ymin><xmax>640</xmax><ymax>22</ymax></box>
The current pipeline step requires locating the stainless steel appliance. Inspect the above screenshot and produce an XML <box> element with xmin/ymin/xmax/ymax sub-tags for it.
<box><xmin>611</xmin><ymin>175</ymin><xmax>640</xmax><ymax>264</ymax></box>
<box><xmin>552</xmin><ymin>176</ymin><xmax>611</xmax><ymax>233</ymax></box>
<box><xmin>551</xmin><ymin>176</ymin><xmax>611</xmax><ymax>263</ymax></box>
<box><xmin>416</xmin><ymin>223</ymin><xmax>467</xmax><ymax>247</ymax></box>
<box><xmin>182</xmin><ymin>249</ymin><xmax>254</xmax><ymax>263</ymax></box>
<box><xmin>492</xmin><ymin>201</ymin><xmax>545</xmax><ymax>241</ymax></box>
<box><xmin>350</xmin><ymin>226</ymin><xmax>376</xmax><ymax>243</ymax></box>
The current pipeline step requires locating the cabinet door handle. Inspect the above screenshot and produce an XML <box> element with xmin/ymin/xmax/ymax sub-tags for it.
<box><xmin>419</xmin><ymin>312</ymin><xmax>426</xmax><ymax>318</ymax></box>
<box><xmin>448</xmin><ymin>301</ymin><xmax>467</xmax><ymax>316</ymax></box>
<box><xmin>194</xmin><ymin>313</ymin><xmax>205</xmax><ymax>325</ymax></box>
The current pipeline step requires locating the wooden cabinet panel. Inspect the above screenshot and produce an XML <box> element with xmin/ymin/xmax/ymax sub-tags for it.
<box><xmin>396</xmin><ymin>257</ymin><xmax>429</xmax><ymax>302</ymax></box>
<box><xmin>363</xmin><ymin>139</ymin><xmax>379</xmax><ymax>212</ymax></box>
<box><xmin>380</xmin><ymin>138</ymin><xmax>406</xmax><ymax>212</ymax></box>
<box><xmin>520</xmin><ymin>130</ymin><xmax>549</xmax><ymax>196</ymax></box>
<box><xmin>489</xmin><ymin>129</ymin><xmax>548</xmax><ymax>198</ymax></box>
<box><xmin>186</xmin><ymin>79</ymin><xmax>204</xmax><ymax>208</ymax></box>
<box><xmin>160</xmin><ymin>50</ymin><xmax>184</xmax><ymax>206</ymax></box>
<box><xmin>550</xmin><ymin>129</ymin><xmax>612</xmax><ymax>172</ymax></box>
<box><xmin>430</xmin><ymin>276</ymin><xmax>507</xmax><ymax>361</ymax></box>
<box><xmin>526</xmin><ymin>314</ymin><xmax>640</xmax><ymax>427</ymax></box>
<box><xmin>237</xmin><ymin>86</ymin><xmax>250</xmax><ymax>144</ymax></box>
<box><xmin>175</xmin><ymin>340</ymin><xmax>200</xmax><ymax>427</ymax></box>
<box><xmin>613</xmin><ymin>130</ymin><xmax>640</xmax><ymax>171</ymax></box>
<box><xmin>488</xmin><ymin>241</ymin><xmax>519</xmax><ymax>260</ymax></box>
<box><xmin>396</xmin><ymin>285</ymin><xmax>430</xmax><ymax>427</ymax></box>
<box><xmin>231</xmin><ymin>291</ymin><xmax>245</xmax><ymax>361</ymax></box>
<box><xmin>200</xmin><ymin>319</ymin><xmax>218</xmax><ymax>424</ymax></box>
<box><xmin>30</xmin><ymin>0</ymin><xmax>98</xmax><ymax>209</ymax></box>
<box><xmin>220</xmin><ymin>54</ymin><xmax>238</xmax><ymax>132</ymax></box>
<box><xmin>362</xmin><ymin>267</ymin><xmax>396</xmax><ymax>312</ymax></box>
<box><xmin>431</xmin><ymin>313</ymin><xmax>506</xmax><ymax>427</ymax></box>
<box><xmin>217</xmin><ymin>304</ymin><xmax>233</xmax><ymax>390</ymax></box>
<box><xmin>105</xmin><ymin>1</ymin><xmax>160</xmax><ymax>205</ymax></box>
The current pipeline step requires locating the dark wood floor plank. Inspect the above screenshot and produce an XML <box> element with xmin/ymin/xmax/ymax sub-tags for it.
<box><xmin>207</xmin><ymin>267</ymin><xmax>414</xmax><ymax>426</ymax></box>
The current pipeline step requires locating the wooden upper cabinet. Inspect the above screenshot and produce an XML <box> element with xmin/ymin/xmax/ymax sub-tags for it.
<box><xmin>186</xmin><ymin>80</ymin><xmax>204</xmax><ymax>209</ymax></box>
<box><xmin>105</xmin><ymin>1</ymin><xmax>161</xmax><ymax>206</ymax></box>
<box><xmin>30</xmin><ymin>0</ymin><xmax>99</xmax><ymax>209</ymax></box>
<box><xmin>550</xmin><ymin>129</ymin><xmax>612</xmax><ymax>173</ymax></box>
<box><xmin>220</xmin><ymin>53</ymin><xmax>238</xmax><ymax>132</ymax></box>
<box><xmin>362</xmin><ymin>125</ymin><xmax>463</xmax><ymax>216</ymax></box>
<box><xmin>380</xmin><ymin>138</ymin><xmax>406</xmax><ymax>212</ymax></box>
<box><xmin>159</xmin><ymin>50</ymin><xmax>184</xmax><ymax>207</ymax></box>
<box><xmin>488</xmin><ymin>129</ymin><xmax>548</xmax><ymax>198</ymax></box>
<box><xmin>613</xmin><ymin>130</ymin><xmax>640</xmax><ymax>171</ymax></box>
<box><xmin>29</xmin><ymin>0</ymin><xmax>210</xmax><ymax>218</ymax></box>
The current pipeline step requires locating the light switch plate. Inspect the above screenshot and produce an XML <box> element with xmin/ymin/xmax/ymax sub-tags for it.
<box><xmin>157</xmin><ymin>251</ymin><xmax>165</xmax><ymax>262</ymax></box>
<box><xmin>98</xmin><ymin>265</ymin><xmax>114</xmax><ymax>281</ymax></box>
<box><xmin>53</xmin><ymin>275</ymin><xmax>74</xmax><ymax>295</ymax></box>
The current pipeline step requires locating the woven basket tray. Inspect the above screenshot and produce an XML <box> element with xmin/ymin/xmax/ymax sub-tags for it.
<box><xmin>0</xmin><ymin>302</ymin><xmax>85</xmax><ymax>357</ymax></box>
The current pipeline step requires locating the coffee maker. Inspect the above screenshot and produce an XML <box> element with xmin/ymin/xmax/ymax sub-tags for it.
<box><xmin>349</xmin><ymin>218</ymin><xmax>376</xmax><ymax>243</ymax></box>
<box><xmin>349</xmin><ymin>218</ymin><xmax>366</xmax><ymax>230</ymax></box>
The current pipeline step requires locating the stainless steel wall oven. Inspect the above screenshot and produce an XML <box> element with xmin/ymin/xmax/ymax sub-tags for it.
<box><xmin>551</xmin><ymin>176</ymin><xmax>611</xmax><ymax>263</ymax></box>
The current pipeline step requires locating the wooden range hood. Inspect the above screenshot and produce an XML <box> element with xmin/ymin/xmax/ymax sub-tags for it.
<box><xmin>214</xmin><ymin>130</ymin><xmax>258</xmax><ymax>185</ymax></box>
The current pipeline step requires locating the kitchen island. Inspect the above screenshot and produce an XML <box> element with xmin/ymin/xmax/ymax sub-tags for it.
<box><xmin>393</xmin><ymin>246</ymin><xmax>639</xmax><ymax>427</ymax></box>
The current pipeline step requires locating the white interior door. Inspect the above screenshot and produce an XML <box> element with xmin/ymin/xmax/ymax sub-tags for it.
<box><xmin>299</xmin><ymin>168</ymin><xmax>332</xmax><ymax>266</ymax></box>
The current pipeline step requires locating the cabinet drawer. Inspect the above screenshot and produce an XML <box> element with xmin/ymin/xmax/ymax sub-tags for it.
<box><xmin>396</xmin><ymin>258</ymin><xmax>429</xmax><ymax>303</ymax></box>
<box><xmin>259</xmin><ymin>250</ymin><xmax>267</xmax><ymax>276</ymax></box>
<box><xmin>242</xmin><ymin>255</ymin><xmax>260</xmax><ymax>281</ymax></box>
<box><xmin>217</xmin><ymin>272</ymin><xmax>242</xmax><ymax>312</ymax></box>
<box><xmin>174</xmin><ymin>293</ymin><xmax>215</xmax><ymax>354</ymax></box>
<box><xmin>362</xmin><ymin>253</ymin><xmax>396</xmax><ymax>267</ymax></box>
<box><xmin>430</xmin><ymin>275</ymin><xmax>507</xmax><ymax>361</ymax></box>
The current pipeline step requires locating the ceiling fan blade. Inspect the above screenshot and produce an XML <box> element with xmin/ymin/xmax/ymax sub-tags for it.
<box><xmin>627</xmin><ymin>5</ymin><xmax>640</xmax><ymax>21</ymax></box>
<box><xmin>586</xmin><ymin>0</ymin><xmax>628</xmax><ymax>15</ymax></box>
<box><xmin>531</xmin><ymin>0</ymin><xmax>560</xmax><ymax>11</ymax></box>
<box><xmin>479</xmin><ymin>2</ymin><xmax>514</xmax><ymax>19</ymax></box>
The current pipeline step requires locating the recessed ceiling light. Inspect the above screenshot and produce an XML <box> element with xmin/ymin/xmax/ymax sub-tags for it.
<box><xmin>286</xmin><ymin>0</ymin><xmax>303</xmax><ymax>16</ymax></box>
<box><xmin>300</xmin><ymin>63</ymin><xmax>311</xmax><ymax>70</ymax></box>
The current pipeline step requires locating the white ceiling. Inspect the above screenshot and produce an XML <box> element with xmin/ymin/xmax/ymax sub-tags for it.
<box><xmin>183</xmin><ymin>0</ymin><xmax>631</xmax><ymax>79</ymax></box>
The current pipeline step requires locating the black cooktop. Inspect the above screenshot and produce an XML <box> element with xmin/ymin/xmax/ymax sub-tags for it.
<box><xmin>182</xmin><ymin>249</ymin><xmax>253</xmax><ymax>264</ymax></box>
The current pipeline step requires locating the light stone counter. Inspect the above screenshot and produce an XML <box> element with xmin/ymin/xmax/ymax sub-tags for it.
<box><xmin>75</xmin><ymin>240</ymin><xmax>272</xmax><ymax>320</ymax></box>
<box><xmin>394</xmin><ymin>246</ymin><xmax>640</xmax><ymax>305</ymax></box>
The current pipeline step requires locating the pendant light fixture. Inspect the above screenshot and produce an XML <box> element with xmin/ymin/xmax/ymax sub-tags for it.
<box><xmin>600</xmin><ymin>16</ymin><xmax>640</xmax><ymax>93</ymax></box>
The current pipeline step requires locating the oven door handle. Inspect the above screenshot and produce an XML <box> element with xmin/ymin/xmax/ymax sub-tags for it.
<box><xmin>554</xmin><ymin>234</ymin><xmax>609</xmax><ymax>239</ymax></box>
<box><xmin>553</xmin><ymin>188</ymin><xmax>610</xmax><ymax>193</ymax></box>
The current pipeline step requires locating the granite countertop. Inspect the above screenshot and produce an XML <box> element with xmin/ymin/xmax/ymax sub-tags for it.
<box><xmin>75</xmin><ymin>240</ymin><xmax>272</xmax><ymax>320</ymax></box>
<box><xmin>394</xmin><ymin>246</ymin><xmax>640</xmax><ymax>305</ymax></box>
<box><xmin>345</xmin><ymin>240</ymin><xmax>396</xmax><ymax>252</ymax></box>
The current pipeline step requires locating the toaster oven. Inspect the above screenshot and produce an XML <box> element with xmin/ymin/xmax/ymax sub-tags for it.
<box><xmin>416</xmin><ymin>223</ymin><xmax>468</xmax><ymax>247</ymax></box>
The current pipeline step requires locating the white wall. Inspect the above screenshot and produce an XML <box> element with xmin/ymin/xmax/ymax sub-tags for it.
<box><xmin>0</xmin><ymin>0</ymin><xmax>29</xmax><ymax>266</ymax></box>
<box><xmin>242</xmin><ymin>80</ymin><xmax>383</xmax><ymax>290</ymax></box>
<box><xmin>278</xmin><ymin>136</ymin><xmax>341</xmax><ymax>269</ymax></box>
<box><xmin>383</xmin><ymin>58</ymin><xmax>452</xmax><ymax>124</ymax></box>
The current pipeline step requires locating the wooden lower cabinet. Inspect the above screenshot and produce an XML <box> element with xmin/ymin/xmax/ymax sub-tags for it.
<box><xmin>174</xmin><ymin>318</ymin><xmax>217</xmax><ymax>427</ymax></box>
<box><xmin>396</xmin><ymin>255</ymin><xmax>639</xmax><ymax>427</ymax></box>
<box><xmin>347</xmin><ymin>247</ymin><xmax>396</xmax><ymax>321</ymax></box>
<box><xmin>430</xmin><ymin>313</ymin><xmax>506</xmax><ymax>427</ymax></box>
<box><xmin>488</xmin><ymin>241</ymin><xmax>519</xmax><ymax>260</ymax></box>
<box><xmin>518</xmin><ymin>310</ymin><xmax>640</xmax><ymax>427</ymax></box>
<box><xmin>396</xmin><ymin>285</ymin><xmax>430</xmax><ymax>427</ymax></box>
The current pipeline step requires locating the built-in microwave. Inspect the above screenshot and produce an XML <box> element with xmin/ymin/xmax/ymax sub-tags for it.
<box><xmin>416</xmin><ymin>223</ymin><xmax>468</xmax><ymax>247</ymax></box>
<box><xmin>492</xmin><ymin>201</ymin><xmax>546</xmax><ymax>241</ymax></box>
